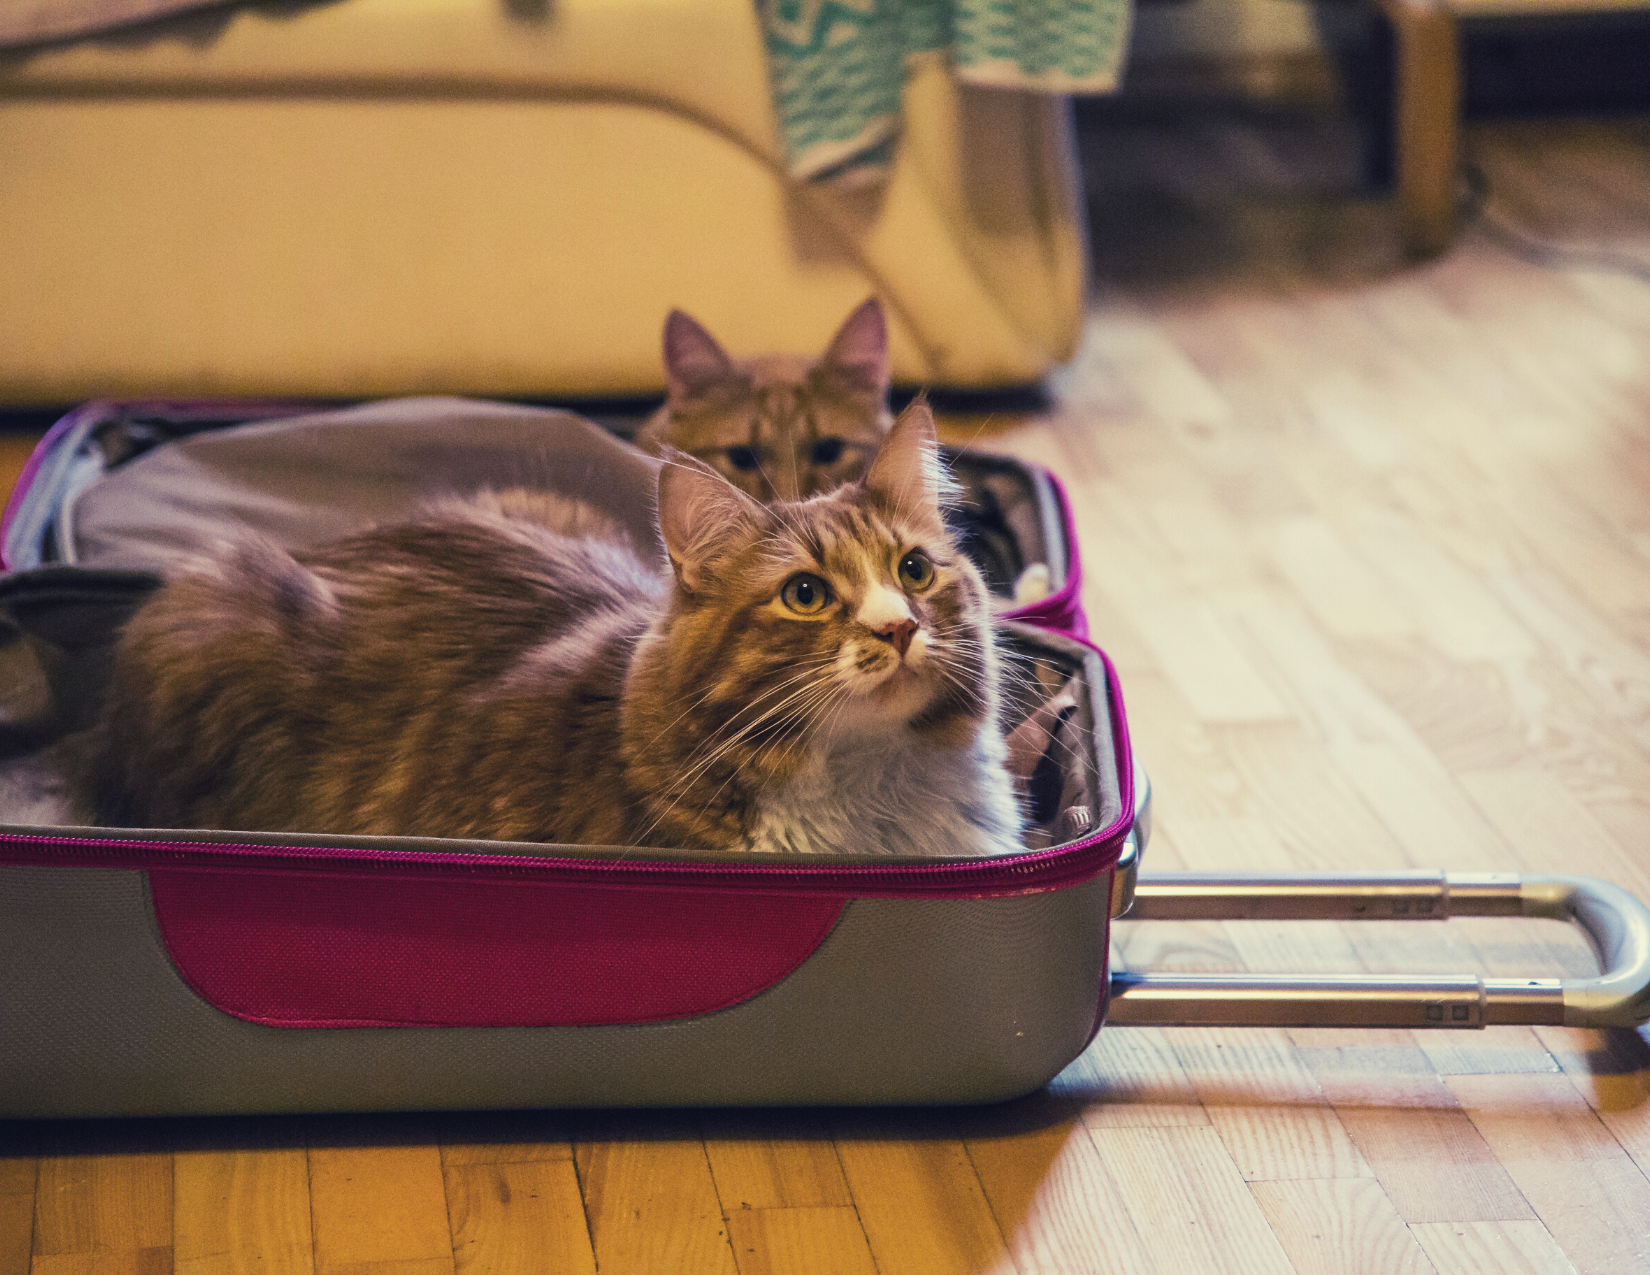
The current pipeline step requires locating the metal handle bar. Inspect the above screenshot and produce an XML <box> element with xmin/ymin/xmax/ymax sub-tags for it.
<box><xmin>1107</xmin><ymin>869</ymin><xmax>1650</xmax><ymax>1030</ymax></box>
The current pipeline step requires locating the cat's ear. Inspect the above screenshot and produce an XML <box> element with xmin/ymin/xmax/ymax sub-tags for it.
<box><xmin>863</xmin><ymin>398</ymin><xmax>949</xmax><ymax>527</ymax></box>
<box><xmin>662</xmin><ymin>310</ymin><xmax>736</xmax><ymax>400</ymax></box>
<box><xmin>821</xmin><ymin>297</ymin><xmax>889</xmax><ymax>394</ymax></box>
<box><xmin>657</xmin><ymin>451</ymin><xmax>761</xmax><ymax>592</ymax></box>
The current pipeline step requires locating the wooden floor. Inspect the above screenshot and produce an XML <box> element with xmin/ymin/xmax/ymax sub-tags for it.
<box><xmin>3</xmin><ymin>115</ymin><xmax>1650</xmax><ymax>1274</ymax></box>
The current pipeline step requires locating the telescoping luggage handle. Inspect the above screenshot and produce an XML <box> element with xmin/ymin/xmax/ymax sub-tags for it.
<box><xmin>1105</xmin><ymin>772</ymin><xmax>1650</xmax><ymax>1031</ymax></box>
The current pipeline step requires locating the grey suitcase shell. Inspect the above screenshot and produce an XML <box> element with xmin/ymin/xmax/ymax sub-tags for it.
<box><xmin>0</xmin><ymin>398</ymin><xmax>1140</xmax><ymax>1118</ymax></box>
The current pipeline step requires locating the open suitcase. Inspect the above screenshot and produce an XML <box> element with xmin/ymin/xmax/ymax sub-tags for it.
<box><xmin>0</xmin><ymin>398</ymin><xmax>1645</xmax><ymax>1120</ymax></box>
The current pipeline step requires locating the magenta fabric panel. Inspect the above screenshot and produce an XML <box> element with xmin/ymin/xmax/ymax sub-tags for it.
<box><xmin>147</xmin><ymin>869</ymin><xmax>846</xmax><ymax>1028</ymax></box>
<box><xmin>999</xmin><ymin>473</ymin><xmax>1088</xmax><ymax>639</ymax></box>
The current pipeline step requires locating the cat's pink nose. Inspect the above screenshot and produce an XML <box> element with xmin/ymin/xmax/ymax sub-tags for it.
<box><xmin>877</xmin><ymin>619</ymin><xmax>918</xmax><ymax>658</ymax></box>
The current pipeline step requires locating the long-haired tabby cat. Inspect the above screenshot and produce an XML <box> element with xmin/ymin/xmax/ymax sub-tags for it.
<box><xmin>636</xmin><ymin>298</ymin><xmax>891</xmax><ymax>501</ymax></box>
<box><xmin>77</xmin><ymin>402</ymin><xmax>1023</xmax><ymax>858</ymax></box>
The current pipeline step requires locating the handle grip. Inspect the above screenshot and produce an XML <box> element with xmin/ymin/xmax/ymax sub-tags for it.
<box><xmin>1517</xmin><ymin>874</ymin><xmax>1650</xmax><ymax>1028</ymax></box>
<box><xmin>1109</xmin><ymin>868</ymin><xmax>1650</xmax><ymax>1029</ymax></box>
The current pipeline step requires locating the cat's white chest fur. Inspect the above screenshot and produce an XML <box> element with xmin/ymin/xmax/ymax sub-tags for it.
<box><xmin>748</xmin><ymin>727</ymin><xmax>1023</xmax><ymax>858</ymax></box>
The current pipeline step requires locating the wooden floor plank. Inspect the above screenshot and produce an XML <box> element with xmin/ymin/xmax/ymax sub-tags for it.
<box><xmin>1107</xmin><ymin>671</ymin><xmax>1252</xmax><ymax>826</ymax></box>
<box><xmin>1250</xmin><ymin>1177</ymin><xmax>1436</xmax><ymax>1275</ymax></box>
<box><xmin>1486</xmin><ymin>566</ymin><xmax>1650</xmax><ymax>768</ymax></box>
<box><xmin>831</xmin><ymin>1126</ymin><xmax>1014</xmax><ymax>1275</ymax></box>
<box><xmin>1324</xmin><ymin>738</ymin><xmax>1512</xmax><ymax>873</ymax></box>
<box><xmin>1114</xmin><ymin>917</ymin><xmax>1245</xmax><ymax>976</ymax></box>
<box><xmin>174</xmin><ymin>1148</ymin><xmax>313</xmax><ymax>1275</ymax></box>
<box><xmin>1448</xmin><ymin>1073</ymin><xmax>1650</xmax><ymax>1273</ymax></box>
<box><xmin>1349</xmin><ymin>517</ymin><xmax>1537</xmax><ymax>667</ymax></box>
<box><xmin>443</xmin><ymin>1160</ymin><xmax>595</xmax><ymax>1275</ymax></box>
<box><xmin>1290</xmin><ymin>1030</ymin><xmax>1534</xmax><ymax>1223</ymax></box>
<box><xmin>1223</xmin><ymin>918</ymin><xmax>1363</xmax><ymax>977</ymax></box>
<box><xmin>0</xmin><ymin>1156</ymin><xmax>34</xmax><ymax>1275</ymax></box>
<box><xmin>1458</xmin><ymin>766</ymin><xmax>1650</xmax><ymax>898</ymax></box>
<box><xmin>1264</xmin><ymin>514</ymin><xmax>1418</xmax><ymax>644</ymax></box>
<box><xmin>1411</xmin><ymin>1026</ymin><xmax>1561</xmax><ymax>1081</ymax></box>
<box><xmin>1081</xmin><ymin>306</ymin><xmax>1237</xmax><ymax>436</ymax></box>
<box><xmin>1334</xmin><ymin>643</ymin><xmax>1535</xmax><ymax>778</ymax></box>
<box><xmin>723</xmin><ymin>1207</ymin><xmax>878</xmax><ymax>1275</ymax></box>
<box><xmin>307</xmin><ymin>1145</ymin><xmax>453</xmax><ymax>1275</ymax></box>
<box><xmin>700</xmin><ymin>1112</ymin><xmax>851</xmax><ymax>1212</ymax></box>
<box><xmin>574</xmin><ymin>1128</ymin><xmax>737</xmax><ymax>1275</ymax></box>
<box><xmin>1453</xmin><ymin>915</ymin><xmax>1597</xmax><ymax>990</ymax></box>
<box><xmin>31</xmin><ymin>1153</ymin><xmax>171</xmax><ymax>1265</ymax></box>
<box><xmin>1534</xmin><ymin>1026</ymin><xmax>1650</xmax><ymax>1174</ymax></box>
<box><xmin>1211</xmin><ymin>722</ymin><xmax>1412</xmax><ymax>871</ymax></box>
<box><xmin>963</xmin><ymin>1094</ymin><xmax>1160</xmax><ymax>1273</ymax></box>
<box><xmin>31</xmin><ymin>1255</ymin><xmax>173</xmax><ymax>1275</ymax></box>
<box><xmin>1332</xmin><ymin>1100</ymin><xmax>1538</xmax><ymax>1227</ymax></box>
<box><xmin>1410</xmin><ymin>1220</ymin><xmax>1582</xmax><ymax>1275</ymax></box>
<box><xmin>1086</xmin><ymin>1126</ymin><xmax>1297</xmax><ymax>1275</ymax></box>
<box><xmin>1165</xmin><ymin>1028</ymin><xmax>1369</xmax><ymax>1182</ymax></box>
<box><xmin>1109</xmin><ymin>593</ymin><xmax>1295</xmax><ymax>725</ymax></box>
<box><xmin>1162</xmin><ymin>814</ymin><xmax>1300</xmax><ymax>875</ymax></box>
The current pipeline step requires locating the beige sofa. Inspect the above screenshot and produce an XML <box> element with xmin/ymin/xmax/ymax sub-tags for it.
<box><xmin>0</xmin><ymin>0</ymin><xmax>1088</xmax><ymax>402</ymax></box>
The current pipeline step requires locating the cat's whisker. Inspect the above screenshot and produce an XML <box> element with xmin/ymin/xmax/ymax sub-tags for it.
<box><xmin>684</xmin><ymin>680</ymin><xmax>852</xmax><ymax>840</ymax></box>
<box><xmin>665</xmin><ymin>657</ymin><xmax>843</xmax><ymax>757</ymax></box>
<box><xmin>809</xmin><ymin>674</ymin><xmax>868</xmax><ymax>751</ymax></box>
<box><xmin>678</xmin><ymin>675</ymin><xmax>840</xmax><ymax>775</ymax></box>
<box><xmin>655</xmin><ymin>671</ymin><xmax>842</xmax><ymax>802</ymax></box>
<box><xmin>632</xmin><ymin>655</ymin><xmax>839</xmax><ymax>762</ymax></box>
<box><xmin>637</xmin><ymin>676</ymin><xmax>847</xmax><ymax>846</ymax></box>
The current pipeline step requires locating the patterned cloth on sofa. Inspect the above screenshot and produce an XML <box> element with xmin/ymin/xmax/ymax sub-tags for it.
<box><xmin>760</xmin><ymin>0</ymin><xmax>1131</xmax><ymax>183</ymax></box>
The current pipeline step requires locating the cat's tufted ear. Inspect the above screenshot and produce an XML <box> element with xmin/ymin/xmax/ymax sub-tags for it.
<box><xmin>863</xmin><ymin>398</ymin><xmax>949</xmax><ymax>529</ymax></box>
<box><xmin>662</xmin><ymin>310</ymin><xmax>736</xmax><ymax>401</ymax></box>
<box><xmin>821</xmin><ymin>297</ymin><xmax>889</xmax><ymax>394</ymax></box>
<box><xmin>657</xmin><ymin>451</ymin><xmax>762</xmax><ymax>592</ymax></box>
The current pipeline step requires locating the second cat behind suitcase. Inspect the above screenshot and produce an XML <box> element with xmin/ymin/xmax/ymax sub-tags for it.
<box><xmin>636</xmin><ymin>299</ymin><xmax>891</xmax><ymax>502</ymax></box>
<box><xmin>76</xmin><ymin>403</ymin><xmax>1025</xmax><ymax>858</ymax></box>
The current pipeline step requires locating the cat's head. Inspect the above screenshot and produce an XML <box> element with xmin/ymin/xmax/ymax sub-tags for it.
<box><xmin>639</xmin><ymin>399</ymin><xmax>997</xmax><ymax>775</ymax></box>
<box><xmin>639</xmin><ymin>299</ymin><xmax>891</xmax><ymax>502</ymax></box>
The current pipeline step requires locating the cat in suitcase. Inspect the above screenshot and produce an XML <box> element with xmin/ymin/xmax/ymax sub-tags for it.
<box><xmin>74</xmin><ymin>402</ymin><xmax>1025</xmax><ymax>857</ymax></box>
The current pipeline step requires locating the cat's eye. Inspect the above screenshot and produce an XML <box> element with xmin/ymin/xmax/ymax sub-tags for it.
<box><xmin>811</xmin><ymin>437</ymin><xmax>844</xmax><ymax>465</ymax></box>
<box><xmin>898</xmin><ymin>550</ymin><xmax>935</xmax><ymax>591</ymax></box>
<box><xmin>780</xmin><ymin>573</ymin><xmax>832</xmax><ymax>615</ymax></box>
<box><xmin>727</xmin><ymin>445</ymin><xmax>762</xmax><ymax>472</ymax></box>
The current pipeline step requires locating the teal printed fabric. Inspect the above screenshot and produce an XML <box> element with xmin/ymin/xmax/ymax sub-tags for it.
<box><xmin>953</xmin><ymin>1</ymin><xmax>1132</xmax><ymax>91</ymax></box>
<box><xmin>759</xmin><ymin>0</ymin><xmax>1130</xmax><ymax>184</ymax></box>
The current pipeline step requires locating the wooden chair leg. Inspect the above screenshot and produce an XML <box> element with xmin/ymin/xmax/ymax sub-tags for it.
<box><xmin>1372</xmin><ymin>0</ymin><xmax>1461</xmax><ymax>258</ymax></box>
